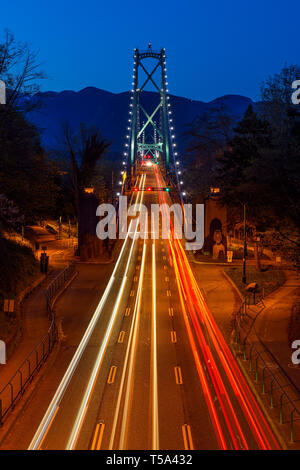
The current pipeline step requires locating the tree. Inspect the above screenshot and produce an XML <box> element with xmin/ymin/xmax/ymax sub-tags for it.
<box><xmin>258</xmin><ymin>65</ymin><xmax>300</xmax><ymax>263</ymax></box>
<box><xmin>259</xmin><ymin>64</ymin><xmax>300</xmax><ymax>132</ymax></box>
<box><xmin>0</xmin><ymin>29</ymin><xmax>45</xmax><ymax>114</ymax></box>
<box><xmin>217</xmin><ymin>104</ymin><xmax>273</xmax><ymax>215</ymax></box>
<box><xmin>185</xmin><ymin>105</ymin><xmax>236</xmax><ymax>202</ymax></box>
<box><xmin>63</xmin><ymin>123</ymin><xmax>111</xmax><ymax>218</ymax></box>
<box><xmin>0</xmin><ymin>107</ymin><xmax>61</xmax><ymax>223</ymax></box>
<box><xmin>217</xmin><ymin>81</ymin><xmax>300</xmax><ymax>267</ymax></box>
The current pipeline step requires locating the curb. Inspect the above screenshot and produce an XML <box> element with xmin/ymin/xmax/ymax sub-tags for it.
<box><xmin>191</xmin><ymin>258</ymin><xmax>240</xmax><ymax>266</ymax></box>
<box><xmin>49</xmin><ymin>270</ymin><xmax>78</xmax><ymax>310</ymax></box>
<box><xmin>17</xmin><ymin>273</ymin><xmax>47</xmax><ymax>305</ymax></box>
<box><xmin>76</xmin><ymin>259</ymin><xmax>113</xmax><ymax>265</ymax></box>
<box><xmin>222</xmin><ymin>269</ymin><xmax>245</xmax><ymax>302</ymax></box>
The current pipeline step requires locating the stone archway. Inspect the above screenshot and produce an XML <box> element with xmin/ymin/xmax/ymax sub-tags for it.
<box><xmin>210</xmin><ymin>218</ymin><xmax>226</xmax><ymax>259</ymax></box>
<box><xmin>204</xmin><ymin>197</ymin><xmax>227</xmax><ymax>257</ymax></box>
<box><xmin>210</xmin><ymin>218</ymin><xmax>222</xmax><ymax>239</ymax></box>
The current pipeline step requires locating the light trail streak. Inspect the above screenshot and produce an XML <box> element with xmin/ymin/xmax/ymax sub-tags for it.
<box><xmin>154</xmin><ymin>166</ymin><xmax>280</xmax><ymax>450</ymax></box>
<box><xmin>175</xmin><ymin>239</ymin><xmax>280</xmax><ymax>449</ymax></box>
<box><xmin>151</xmin><ymin>240</ymin><xmax>159</xmax><ymax>449</ymax></box>
<box><xmin>170</xmin><ymin>241</ymin><xmax>228</xmax><ymax>450</ymax></box>
<box><xmin>109</xmin><ymin>238</ymin><xmax>147</xmax><ymax>449</ymax></box>
<box><xmin>29</xmin><ymin>175</ymin><xmax>145</xmax><ymax>450</ymax></box>
<box><xmin>66</xmin><ymin>174</ymin><xmax>147</xmax><ymax>450</ymax></box>
<box><xmin>173</xmin><ymin>243</ymin><xmax>248</xmax><ymax>449</ymax></box>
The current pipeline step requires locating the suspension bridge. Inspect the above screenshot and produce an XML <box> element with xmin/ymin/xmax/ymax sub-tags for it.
<box><xmin>26</xmin><ymin>47</ymin><xmax>281</xmax><ymax>451</ymax></box>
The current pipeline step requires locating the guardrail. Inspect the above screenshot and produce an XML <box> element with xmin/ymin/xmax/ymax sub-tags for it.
<box><xmin>234</xmin><ymin>301</ymin><xmax>300</xmax><ymax>443</ymax></box>
<box><xmin>0</xmin><ymin>263</ymin><xmax>76</xmax><ymax>425</ymax></box>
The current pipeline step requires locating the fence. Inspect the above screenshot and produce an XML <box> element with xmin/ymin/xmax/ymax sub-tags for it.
<box><xmin>234</xmin><ymin>301</ymin><xmax>300</xmax><ymax>443</ymax></box>
<box><xmin>0</xmin><ymin>263</ymin><xmax>76</xmax><ymax>424</ymax></box>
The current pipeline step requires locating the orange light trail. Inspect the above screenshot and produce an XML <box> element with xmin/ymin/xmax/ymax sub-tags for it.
<box><xmin>153</xmin><ymin>166</ymin><xmax>280</xmax><ymax>450</ymax></box>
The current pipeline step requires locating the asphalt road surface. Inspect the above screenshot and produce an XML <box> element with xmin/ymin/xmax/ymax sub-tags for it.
<box><xmin>28</xmin><ymin>166</ymin><xmax>281</xmax><ymax>450</ymax></box>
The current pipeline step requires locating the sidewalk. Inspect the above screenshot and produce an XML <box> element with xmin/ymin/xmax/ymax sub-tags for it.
<box><xmin>191</xmin><ymin>260</ymin><xmax>300</xmax><ymax>390</ymax></box>
<box><xmin>0</xmin><ymin>262</ymin><xmax>114</xmax><ymax>449</ymax></box>
<box><xmin>252</xmin><ymin>270</ymin><xmax>300</xmax><ymax>390</ymax></box>
<box><xmin>191</xmin><ymin>260</ymin><xmax>300</xmax><ymax>446</ymax></box>
<box><xmin>0</xmin><ymin>270</ymin><xmax>60</xmax><ymax>392</ymax></box>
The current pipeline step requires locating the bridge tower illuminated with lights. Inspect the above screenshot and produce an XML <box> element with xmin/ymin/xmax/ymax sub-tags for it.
<box><xmin>127</xmin><ymin>44</ymin><xmax>171</xmax><ymax>174</ymax></box>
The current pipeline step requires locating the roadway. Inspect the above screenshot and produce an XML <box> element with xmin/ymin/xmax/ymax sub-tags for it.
<box><xmin>28</xmin><ymin>165</ymin><xmax>281</xmax><ymax>450</ymax></box>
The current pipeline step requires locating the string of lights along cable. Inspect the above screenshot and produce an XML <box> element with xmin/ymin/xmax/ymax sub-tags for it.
<box><xmin>116</xmin><ymin>45</ymin><xmax>186</xmax><ymax>200</ymax></box>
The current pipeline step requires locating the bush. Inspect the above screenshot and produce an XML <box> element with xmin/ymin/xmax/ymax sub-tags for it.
<box><xmin>224</xmin><ymin>265</ymin><xmax>286</xmax><ymax>298</ymax></box>
<box><xmin>0</xmin><ymin>238</ymin><xmax>39</xmax><ymax>299</ymax></box>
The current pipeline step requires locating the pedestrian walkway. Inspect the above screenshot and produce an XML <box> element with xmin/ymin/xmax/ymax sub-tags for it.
<box><xmin>191</xmin><ymin>260</ymin><xmax>300</xmax><ymax>391</ymax></box>
<box><xmin>253</xmin><ymin>271</ymin><xmax>300</xmax><ymax>389</ymax></box>
<box><xmin>0</xmin><ymin>270</ymin><xmax>59</xmax><ymax>392</ymax></box>
<box><xmin>0</xmin><ymin>263</ymin><xmax>114</xmax><ymax>449</ymax></box>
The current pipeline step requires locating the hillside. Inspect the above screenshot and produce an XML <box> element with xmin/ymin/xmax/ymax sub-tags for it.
<box><xmin>26</xmin><ymin>87</ymin><xmax>253</xmax><ymax>155</ymax></box>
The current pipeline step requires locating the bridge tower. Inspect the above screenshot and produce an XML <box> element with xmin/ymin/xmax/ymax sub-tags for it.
<box><xmin>128</xmin><ymin>45</ymin><xmax>170</xmax><ymax>175</ymax></box>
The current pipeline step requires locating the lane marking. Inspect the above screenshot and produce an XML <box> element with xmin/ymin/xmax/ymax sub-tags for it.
<box><xmin>168</xmin><ymin>307</ymin><xmax>174</xmax><ymax>317</ymax></box>
<box><xmin>151</xmin><ymin>240</ymin><xmax>159</xmax><ymax>450</ymax></box>
<box><xmin>65</xmin><ymin>175</ymin><xmax>147</xmax><ymax>450</ymax></box>
<box><xmin>118</xmin><ymin>331</ymin><xmax>125</xmax><ymax>343</ymax></box>
<box><xmin>125</xmin><ymin>307</ymin><xmax>131</xmax><ymax>317</ymax></box>
<box><xmin>28</xmin><ymin>174</ymin><xmax>146</xmax><ymax>450</ymax></box>
<box><xmin>163</xmin><ymin>256</ymin><xmax>166</xmax><ymax>260</ymax></box>
<box><xmin>91</xmin><ymin>422</ymin><xmax>105</xmax><ymax>450</ymax></box>
<box><xmin>130</xmin><ymin>290</ymin><xmax>135</xmax><ymax>297</ymax></box>
<box><xmin>164</xmin><ymin>265</ymin><xmax>167</xmax><ymax>270</ymax></box>
<box><xmin>109</xmin><ymin>240</ymin><xmax>147</xmax><ymax>450</ymax></box>
<box><xmin>171</xmin><ymin>331</ymin><xmax>177</xmax><ymax>343</ymax></box>
<box><xmin>107</xmin><ymin>366</ymin><xmax>117</xmax><ymax>384</ymax></box>
<box><xmin>182</xmin><ymin>424</ymin><xmax>194</xmax><ymax>450</ymax></box>
<box><xmin>165</xmin><ymin>276</ymin><xmax>169</xmax><ymax>282</ymax></box>
<box><xmin>166</xmin><ymin>290</ymin><xmax>171</xmax><ymax>297</ymax></box>
<box><xmin>134</xmin><ymin>276</ymin><xmax>138</xmax><ymax>282</ymax></box>
<box><xmin>174</xmin><ymin>366</ymin><xmax>183</xmax><ymax>385</ymax></box>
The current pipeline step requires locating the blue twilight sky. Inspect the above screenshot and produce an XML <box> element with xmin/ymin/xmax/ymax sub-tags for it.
<box><xmin>1</xmin><ymin>0</ymin><xmax>299</xmax><ymax>102</ymax></box>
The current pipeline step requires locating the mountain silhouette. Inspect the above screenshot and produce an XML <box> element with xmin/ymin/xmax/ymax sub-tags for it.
<box><xmin>26</xmin><ymin>87</ymin><xmax>253</xmax><ymax>155</ymax></box>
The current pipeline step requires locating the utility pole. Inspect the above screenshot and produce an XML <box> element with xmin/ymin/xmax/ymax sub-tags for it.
<box><xmin>242</xmin><ymin>203</ymin><xmax>247</xmax><ymax>284</ymax></box>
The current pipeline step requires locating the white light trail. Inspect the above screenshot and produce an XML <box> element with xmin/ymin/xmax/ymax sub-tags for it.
<box><xmin>151</xmin><ymin>240</ymin><xmax>159</xmax><ymax>449</ymax></box>
<box><xmin>28</xmin><ymin>175</ymin><xmax>145</xmax><ymax>450</ymax></box>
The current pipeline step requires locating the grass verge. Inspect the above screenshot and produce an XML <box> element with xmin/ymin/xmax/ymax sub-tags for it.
<box><xmin>224</xmin><ymin>265</ymin><xmax>286</xmax><ymax>298</ymax></box>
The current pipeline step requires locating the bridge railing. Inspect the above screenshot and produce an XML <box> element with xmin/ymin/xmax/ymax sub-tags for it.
<box><xmin>0</xmin><ymin>263</ymin><xmax>76</xmax><ymax>425</ymax></box>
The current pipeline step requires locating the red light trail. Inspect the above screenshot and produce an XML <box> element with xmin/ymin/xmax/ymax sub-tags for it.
<box><xmin>153</xmin><ymin>166</ymin><xmax>280</xmax><ymax>450</ymax></box>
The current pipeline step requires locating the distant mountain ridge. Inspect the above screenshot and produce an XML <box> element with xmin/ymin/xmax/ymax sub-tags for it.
<box><xmin>26</xmin><ymin>87</ymin><xmax>253</xmax><ymax>154</ymax></box>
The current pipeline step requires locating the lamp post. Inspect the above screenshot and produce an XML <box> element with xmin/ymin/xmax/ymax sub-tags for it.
<box><xmin>242</xmin><ymin>203</ymin><xmax>247</xmax><ymax>284</ymax></box>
